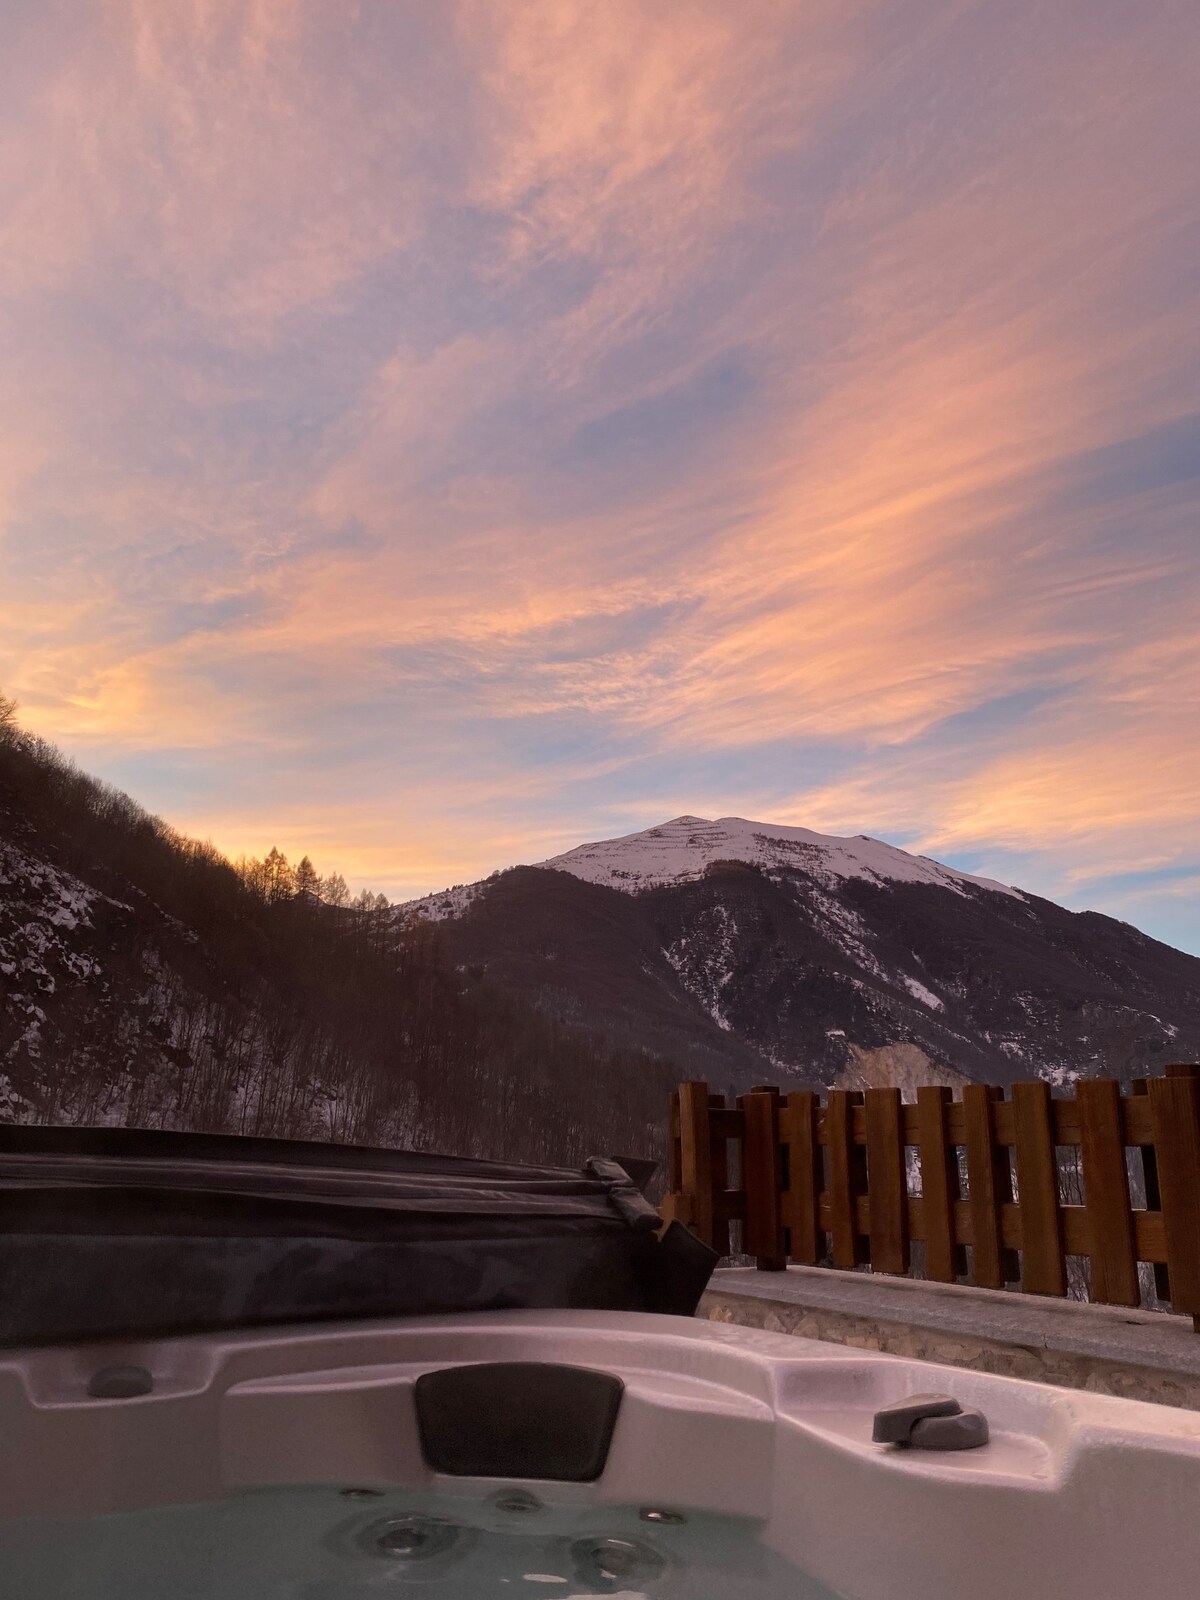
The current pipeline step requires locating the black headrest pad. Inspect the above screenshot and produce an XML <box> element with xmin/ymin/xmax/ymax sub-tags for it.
<box><xmin>414</xmin><ymin>1361</ymin><xmax>624</xmax><ymax>1482</ymax></box>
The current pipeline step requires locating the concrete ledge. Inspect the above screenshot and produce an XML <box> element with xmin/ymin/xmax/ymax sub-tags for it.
<box><xmin>699</xmin><ymin>1266</ymin><xmax>1200</xmax><ymax>1411</ymax></box>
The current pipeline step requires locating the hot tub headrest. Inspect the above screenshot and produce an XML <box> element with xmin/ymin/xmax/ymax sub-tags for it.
<box><xmin>414</xmin><ymin>1361</ymin><xmax>624</xmax><ymax>1482</ymax></box>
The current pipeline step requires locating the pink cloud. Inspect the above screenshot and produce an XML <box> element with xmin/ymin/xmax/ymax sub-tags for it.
<box><xmin>0</xmin><ymin>1</ymin><xmax>1197</xmax><ymax>939</ymax></box>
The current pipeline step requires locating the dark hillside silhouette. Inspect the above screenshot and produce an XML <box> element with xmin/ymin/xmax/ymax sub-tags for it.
<box><xmin>0</xmin><ymin>700</ymin><xmax>675</xmax><ymax>1169</ymax></box>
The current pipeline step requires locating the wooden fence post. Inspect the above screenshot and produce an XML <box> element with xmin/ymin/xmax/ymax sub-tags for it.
<box><xmin>1149</xmin><ymin>1065</ymin><xmax>1200</xmax><ymax>1331</ymax></box>
<box><xmin>916</xmin><ymin>1085</ymin><xmax>964</xmax><ymax>1282</ymax></box>
<box><xmin>741</xmin><ymin>1089</ymin><xmax>786</xmax><ymax>1269</ymax></box>
<box><xmin>1130</xmin><ymin>1077</ymin><xmax>1172</xmax><ymax>1302</ymax></box>
<box><xmin>826</xmin><ymin>1089</ymin><xmax>866</xmax><ymax>1268</ymax></box>
<box><xmin>678</xmin><ymin>1080</ymin><xmax>715</xmax><ymax>1250</ymax></box>
<box><xmin>781</xmin><ymin>1089</ymin><xmax>823</xmax><ymax>1265</ymax></box>
<box><xmin>1011</xmin><ymin>1080</ymin><xmax>1066</xmax><ymax>1296</ymax></box>
<box><xmin>992</xmin><ymin>1087</ymin><xmax>1022</xmax><ymax>1283</ymax></box>
<box><xmin>709</xmin><ymin>1091</ymin><xmax>731</xmax><ymax>1252</ymax></box>
<box><xmin>963</xmin><ymin>1083</ymin><xmax>1007</xmax><ymax>1289</ymax></box>
<box><xmin>865</xmin><ymin>1087</ymin><xmax>909</xmax><ymax>1275</ymax></box>
<box><xmin>667</xmin><ymin>1089</ymin><xmax>682</xmax><ymax>1197</ymax></box>
<box><xmin>1077</xmin><ymin>1078</ymin><xmax>1139</xmax><ymax>1306</ymax></box>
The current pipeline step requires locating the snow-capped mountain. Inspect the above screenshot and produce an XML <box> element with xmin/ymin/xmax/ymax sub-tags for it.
<box><xmin>536</xmin><ymin>815</ymin><xmax>1020</xmax><ymax>899</ymax></box>
<box><xmin>407</xmin><ymin>816</ymin><xmax>1200</xmax><ymax>1093</ymax></box>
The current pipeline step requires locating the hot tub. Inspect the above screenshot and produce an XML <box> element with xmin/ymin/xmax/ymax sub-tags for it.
<box><xmin>3</xmin><ymin>1308</ymin><xmax>1199</xmax><ymax>1598</ymax></box>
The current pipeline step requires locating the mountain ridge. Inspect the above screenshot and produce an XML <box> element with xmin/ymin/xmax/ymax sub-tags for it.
<box><xmin>537</xmin><ymin>814</ymin><xmax>1022</xmax><ymax>899</ymax></box>
<box><xmin>405</xmin><ymin>815</ymin><xmax>1200</xmax><ymax>1094</ymax></box>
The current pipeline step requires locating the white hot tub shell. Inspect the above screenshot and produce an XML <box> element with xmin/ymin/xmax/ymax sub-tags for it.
<box><xmin>2</xmin><ymin>1309</ymin><xmax>1199</xmax><ymax>1598</ymax></box>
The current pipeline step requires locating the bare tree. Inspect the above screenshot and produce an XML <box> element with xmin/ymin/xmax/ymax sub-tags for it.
<box><xmin>294</xmin><ymin>856</ymin><xmax>320</xmax><ymax>900</ymax></box>
<box><xmin>262</xmin><ymin>846</ymin><xmax>295</xmax><ymax>902</ymax></box>
<box><xmin>320</xmin><ymin>871</ymin><xmax>349</xmax><ymax>907</ymax></box>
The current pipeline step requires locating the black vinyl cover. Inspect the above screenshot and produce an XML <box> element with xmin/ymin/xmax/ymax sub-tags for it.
<box><xmin>0</xmin><ymin>1125</ymin><xmax>718</xmax><ymax>1346</ymax></box>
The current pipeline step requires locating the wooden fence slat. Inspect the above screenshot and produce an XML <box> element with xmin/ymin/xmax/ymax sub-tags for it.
<box><xmin>1149</xmin><ymin>1069</ymin><xmax>1200</xmax><ymax>1326</ymax></box>
<box><xmin>865</xmin><ymin>1087</ymin><xmax>909</xmax><ymax>1274</ymax></box>
<box><xmin>1051</xmin><ymin>1100</ymin><xmax>1082</xmax><ymax>1146</ymax></box>
<box><xmin>708</xmin><ymin>1092</ymin><xmax>730</xmax><ymax>1185</ymax></box>
<box><xmin>963</xmin><ymin>1084</ymin><xmax>1006</xmax><ymax>1289</ymax></box>
<box><xmin>916</xmin><ymin>1086</ymin><xmax>963</xmax><ymax>1282</ymax></box>
<box><xmin>782</xmin><ymin>1090</ymin><xmax>822</xmax><ymax>1265</ymax></box>
<box><xmin>833</xmin><ymin>1194</ymin><xmax>1176</xmax><ymax>1264</ymax></box>
<box><xmin>678</xmin><ymin>1080</ymin><xmax>715</xmax><ymax>1251</ymax></box>
<box><xmin>1120</xmin><ymin>1096</ymin><xmax>1155</xmax><ymax>1146</ymax></box>
<box><xmin>1132</xmin><ymin>1210</ymin><xmax>1168</xmax><ymax>1263</ymax></box>
<box><xmin>993</xmin><ymin>1101</ymin><xmax>1015</xmax><ymax>1145</ymax></box>
<box><xmin>709</xmin><ymin>1092</ymin><xmax>735</xmax><ymax>1250</ymax></box>
<box><xmin>1131</xmin><ymin>1079</ymin><xmax>1171</xmax><ymax>1300</ymax></box>
<box><xmin>1011</xmin><ymin>1081</ymin><xmax>1067</xmax><ymax>1296</ymax></box>
<box><xmin>741</xmin><ymin>1090</ymin><xmax>786</xmax><ymax>1268</ymax></box>
<box><xmin>709</xmin><ymin>1107</ymin><xmax>745</xmax><ymax>1138</ymax></box>
<box><xmin>992</xmin><ymin>1089</ymin><xmax>1023</xmax><ymax>1282</ymax></box>
<box><xmin>826</xmin><ymin>1090</ymin><xmax>865</xmax><ymax>1268</ymax></box>
<box><xmin>851</xmin><ymin>1097</ymin><xmax>870</xmax><ymax>1237</ymax></box>
<box><xmin>928</xmin><ymin>1188</ymin><xmax>1170</xmax><ymax>1261</ymax></box>
<box><xmin>1077</xmin><ymin>1079</ymin><xmax>1139</xmax><ymax>1306</ymax></box>
<box><xmin>667</xmin><ymin>1090</ymin><xmax>682</xmax><ymax>1196</ymax></box>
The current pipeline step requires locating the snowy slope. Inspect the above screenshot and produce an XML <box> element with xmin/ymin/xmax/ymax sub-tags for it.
<box><xmin>0</xmin><ymin>838</ymin><xmax>125</xmax><ymax>1119</ymax></box>
<box><xmin>533</xmin><ymin>815</ymin><xmax>1021</xmax><ymax>900</ymax></box>
<box><xmin>402</xmin><ymin>880</ymin><xmax>488</xmax><ymax>924</ymax></box>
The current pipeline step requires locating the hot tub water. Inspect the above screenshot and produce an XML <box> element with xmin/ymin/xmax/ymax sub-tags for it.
<box><xmin>0</xmin><ymin>1485</ymin><xmax>837</xmax><ymax>1599</ymax></box>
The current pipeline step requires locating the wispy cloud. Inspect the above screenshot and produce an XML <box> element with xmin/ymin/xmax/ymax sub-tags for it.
<box><xmin>1</xmin><ymin>0</ymin><xmax>1198</xmax><ymax>949</ymax></box>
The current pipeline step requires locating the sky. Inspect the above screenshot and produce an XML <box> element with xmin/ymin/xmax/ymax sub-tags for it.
<box><xmin>1</xmin><ymin>0</ymin><xmax>1199</xmax><ymax>953</ymax></box>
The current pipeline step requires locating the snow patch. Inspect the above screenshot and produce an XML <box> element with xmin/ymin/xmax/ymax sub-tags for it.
<box><xmin>1040</xmin><ymin>1060</ymin><xmax>1080</xmax><ymax>1091</ymax></box>
<box><xmin>400</xmin><ymin>881</ymin><xmax>486</xmax><ymax>923</ymax></box>
<box><xmin>664</xmin><ymin>904</ymin><xmax>739</xmax><ymax>1032</ymax></box>
<box><xmin>903</xmin><ymin>976</ymin><xmax>945</xmax><ymax>1011</ymax></box>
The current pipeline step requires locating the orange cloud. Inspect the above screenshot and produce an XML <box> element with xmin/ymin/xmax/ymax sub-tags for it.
<box><xmin>1</xmin><ymin>1</ymin><xmax>1198</xmax><ymax>940</ymax></box>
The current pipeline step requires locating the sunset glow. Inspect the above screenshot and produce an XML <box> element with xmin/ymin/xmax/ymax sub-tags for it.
<box><xmin>2</xmin><ymin>1</ymin><xmax>1198</xmax><ymax>949</ymax></box>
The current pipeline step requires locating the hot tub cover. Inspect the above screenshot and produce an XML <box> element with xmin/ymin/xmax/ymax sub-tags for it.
<box><xmin>0</xmin><ymin>1125</ymin><xmax>718</xmax><ymax>1346</ymax></box>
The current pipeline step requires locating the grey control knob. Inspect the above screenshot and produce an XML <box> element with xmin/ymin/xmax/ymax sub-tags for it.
<box><xmin>872</xmin><ymin>1393</ymin><xmax>989</xmax><ymax>1450</ymax></box>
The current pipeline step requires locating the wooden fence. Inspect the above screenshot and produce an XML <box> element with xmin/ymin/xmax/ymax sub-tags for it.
<box><xmin>661</xmin><ymin>1064</ymin><xmax>1200</xmax><ymax>1329</ymax></box>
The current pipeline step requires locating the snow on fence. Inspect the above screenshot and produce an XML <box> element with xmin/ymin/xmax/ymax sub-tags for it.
<box><xmin>661</xmin><ymin>1065</ymin><xmax>1200</xmax><ymax>1329</ymax></box>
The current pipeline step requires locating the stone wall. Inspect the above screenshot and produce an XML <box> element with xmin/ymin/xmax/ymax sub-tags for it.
<box><xmin>700</xmin><ymin>1266</ymin><xmax>1200</xmax><ymax>1411</ymax></box>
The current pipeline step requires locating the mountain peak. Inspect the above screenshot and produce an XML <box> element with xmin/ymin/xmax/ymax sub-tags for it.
<box><xmin>534</xmin><ymin>814</ymin><xmax>1021</xmax><ymax>900</ymax></box>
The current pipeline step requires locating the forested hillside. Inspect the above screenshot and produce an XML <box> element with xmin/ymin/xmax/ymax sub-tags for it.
<box><xmin>0</xmin><ymin>697</ymin><xmax>675</xmax><ymax>1167</ymax></box>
